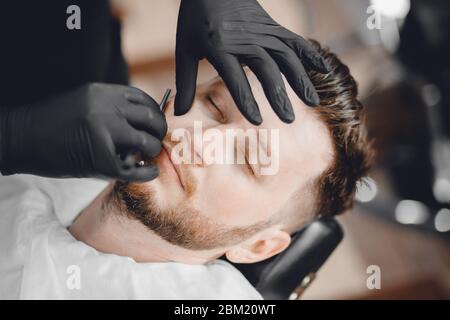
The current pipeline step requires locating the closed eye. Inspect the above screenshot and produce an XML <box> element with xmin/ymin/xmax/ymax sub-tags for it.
<box><xmin>206</xmin><ymin>95</ymin><xmax>225</xmax><ymax>122</ymax></box>
<box><xmin>243</xmin><ymin>144</ymin><xmax>256</xmax><ymax>177</ymax></box>
<box><xmin>244</xmin><ymin>153</ymin><xmax>255</xmax><ymax>176</ymax></box>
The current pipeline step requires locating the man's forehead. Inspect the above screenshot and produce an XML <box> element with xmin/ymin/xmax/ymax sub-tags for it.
<box><xmin>203</xmin><ymin>70</ymin><xmax>312</xmax><ymax>121</ymax></box>
<box><xmin>199</xmin><ymin>75</ymin><xmax>227</xmax><ymax>93</ymax></box>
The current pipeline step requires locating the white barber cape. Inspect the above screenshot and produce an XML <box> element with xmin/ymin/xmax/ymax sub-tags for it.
<box><xmin>0</xmin><ymin>175</ymin><xmax>262</xmax><ymax>300</ymax></box>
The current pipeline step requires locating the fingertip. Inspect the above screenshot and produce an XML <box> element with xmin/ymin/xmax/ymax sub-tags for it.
<box><xmin>293</xmin><ymin>76</ymin><xmax>320</xmax><ymax>107</ymax></box>
<box><xmin>301</xmin><ymin>85</ymin><xmax>320</xmax><ymax>107</ymax></box>
<box><xmin>174</xmin><ymin>94</ymin><xmax>193</xmax><ymax>116</ymax></box>
<box><xmin>279</xmin><ymin>111</ymin><xmax>295</xmax><ymax>123</ymax></box>
<box><xmin>243</xmin><ymin>100</ymin><xmax>263</xmax><ymax>125</ymax></box>
<box><xmin>174</xmin><ymin>106</ymin><xmax>190</xmax><ymax>116</ymax></box>
<box><xmin>274</xmin><ymin>88</ymin><xmax>295</xmax><ymax>123</ymax></box>
<box><xmin>144</xmin><ymin>141</ymin><xmax>162</xmax><ymax>159</ymax></box>
<box><xmin>235</xmin><ymin>95</ymin><xmax>263</xmax><ymax>125</ymax></box>
<box><xmin>152</xmin><ymin>113</ymin><xmax>168</xmax><ymax>141</ymax></box>
<box><xmin>138</xmin><ymin>166</ymin><xmax>160</xmax><ymax>182</ymax></box>
<box><xmin>250</xmin><ymin>118</ymin><xmax>263</xmax><ymax>126</ymax></box>
<box><xmin>130</xmin><ymin>133</ymin><xmax>162</xmax><ymax>159</ymax></box>
<box><xmin>247</xmin><ymin>114</ymin><xmax>263</xmax><ymax>126</ymax></box>
<box><xmin>119</xmin><ymin>165</ymin><xmax>160</xmax><ymax>183</ymax></box>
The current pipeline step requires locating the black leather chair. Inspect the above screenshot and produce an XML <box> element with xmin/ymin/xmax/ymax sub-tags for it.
<box><xmin>228</xmin><ymin>217</ymin><xmax>343</xmax><ymax>300</ymax></box>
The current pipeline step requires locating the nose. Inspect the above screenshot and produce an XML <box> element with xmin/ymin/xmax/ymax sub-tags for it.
<box><xmin>189</xmin><ymin>128</ymin><xmax>205</xmax><ymax>166</ymax></box>
<box><xmin>166</xmin><ymin>127</ymin><xmax>204</xmax><ymax>167</ymax></box>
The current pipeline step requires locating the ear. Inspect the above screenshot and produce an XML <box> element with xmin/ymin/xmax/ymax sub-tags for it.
<box><xmin>225</xmin><ymin>227</ymin><xmax>291</xmax><ymax>264</ymax></box>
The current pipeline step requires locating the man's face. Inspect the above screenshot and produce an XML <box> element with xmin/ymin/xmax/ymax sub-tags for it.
<box><xmin>120</xmin><ymin>70</ymin><xmax>333</xmax><ymax>251</ymax></box>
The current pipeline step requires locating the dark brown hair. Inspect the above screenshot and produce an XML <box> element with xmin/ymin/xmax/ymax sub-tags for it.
<box><xmin>308</xmin><ymin>40</ymin><xmax>373</xmax><ymax>218</ymax></box>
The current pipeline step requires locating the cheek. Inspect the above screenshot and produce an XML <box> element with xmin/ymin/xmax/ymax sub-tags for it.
<box><xmin>192</xmin><ymin>165</ymin><xmax>282</xmax><ymax>226</ymax></box>
<box><xmin>139</xmin><ymin>178</ymin><xmax>185</xmax><ymax>213</ymax></box>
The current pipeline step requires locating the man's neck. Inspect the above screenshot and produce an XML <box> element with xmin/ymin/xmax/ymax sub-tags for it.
<box><xmin>68</xmin><ymin>184</ymin><xmax>220</xmax><ymax>264</ymax></box>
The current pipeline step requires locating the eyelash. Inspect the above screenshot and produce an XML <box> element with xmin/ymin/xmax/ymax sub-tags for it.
<box><xmin>243</xmin><ymin>146</ymin><xmax>255</xmax><ymax>176</ymax></box>
<box><xmin>244</xmin><ymin>157</ymin><xmax>254</xmax><ymax>176</ymax></box>
<box><xmin>206</xmin><ymin>95</ymin><xmax>225</xmax><ymax>122</ymax></box>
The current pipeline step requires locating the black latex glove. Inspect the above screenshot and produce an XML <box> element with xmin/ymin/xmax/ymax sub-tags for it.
<box><xmin>0</xmin><ymin>83</ymin><xmax>167</xmax><ymax>182</ymax></box>
<box><xmin>175</xmin><ymin>0</ymin><xmax>331</xmax><ymax>125</ymax></box>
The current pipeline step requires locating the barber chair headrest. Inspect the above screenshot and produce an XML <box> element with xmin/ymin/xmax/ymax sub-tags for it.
<box><xmin>227</xmin><ymin>217</ymin><xmax>343</xmax><ymax>300</ymax></box>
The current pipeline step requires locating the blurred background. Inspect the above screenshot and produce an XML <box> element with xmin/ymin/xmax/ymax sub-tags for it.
<box><xmin>111</xmin><ymin>0</ymin><xmax>450</xmax><ymax>299</ymax></box>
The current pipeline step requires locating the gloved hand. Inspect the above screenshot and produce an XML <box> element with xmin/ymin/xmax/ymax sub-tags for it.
<box><xmin>0</xmin><ymin>83</ymin><xmax>167</xmax><ymax>182</ymax></box>
<box><xmin>175</xmin><ymin>0</ymin><xmax>331</xmax><ymax>125</ymax></box>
